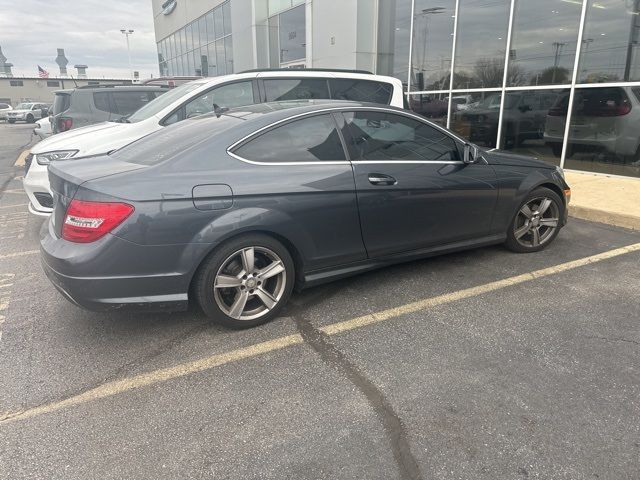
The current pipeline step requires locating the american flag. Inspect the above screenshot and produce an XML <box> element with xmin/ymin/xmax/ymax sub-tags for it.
<box><xmin>38</xmin><ymin>65</ymin><xmax>49</xmax><ymax>78</ymax></box>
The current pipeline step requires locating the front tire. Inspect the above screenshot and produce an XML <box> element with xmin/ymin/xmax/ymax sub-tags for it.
<box><xmin>505</xmin><ymin>187</ymin><xmax>564</xmax><ymax>253</ymax></box>
<box><xmin>194</xmin><ymin>234</ymin><xmax>295</xmax><ymax>329</ymax></box>
<box><xmin>26</xmin><ymin>114</ymin><xmax>34</xmax><ymax>123</ymax></box>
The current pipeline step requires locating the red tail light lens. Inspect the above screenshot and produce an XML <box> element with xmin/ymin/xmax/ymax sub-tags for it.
<box><xmin>62</xmin><ymin>199</ymin><xmax>134</xmax><ymax>243</ymax></box>
<box><xmin>58</xmin><ymin>117</ymin><xmax>73</xmax><ymax>132</ymax></box>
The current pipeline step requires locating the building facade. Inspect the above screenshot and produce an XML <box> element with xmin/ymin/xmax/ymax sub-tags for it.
<box><xmin>153</xmin><ymin>0</ymin><xmax>640</xmax><ymax>178</ymax></box>
<box><xmin>0</xmin><ymin>77</ymin><xmax>132</xmax><ymax>106</ymax></box>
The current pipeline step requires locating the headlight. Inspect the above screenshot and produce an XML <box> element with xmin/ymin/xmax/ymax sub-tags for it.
<box><xmin>555</xmin><ymin>165</ymin><xmax>565</xmax><ymax>179</ymax></box>
<box><xmin>36</xmin><ymin>150</ymin><xmax>79</xmax><ymax>165</ymax></box>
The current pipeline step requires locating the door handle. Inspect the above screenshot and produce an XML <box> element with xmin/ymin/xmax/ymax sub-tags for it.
<box><xmin>368</xmin><ymin>173</ymin><xmax>397</xmax><ymax>186</ymax></box>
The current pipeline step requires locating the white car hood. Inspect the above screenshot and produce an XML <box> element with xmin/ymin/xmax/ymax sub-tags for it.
<box><xmin>31</xmin><ymin>120</ymin><xmax>157</xmax><ymax>157</ymax></box>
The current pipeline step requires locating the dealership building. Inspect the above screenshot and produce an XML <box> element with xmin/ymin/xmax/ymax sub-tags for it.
<box><xmin>153</xmin><ymin>0</ymin><xmax>640</xmax><ymax>178</ymax></box>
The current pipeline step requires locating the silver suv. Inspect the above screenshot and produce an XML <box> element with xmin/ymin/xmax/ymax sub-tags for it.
<box><xmin>51</xmin><ymin>85</ymin><xmax>168</xmax><ymax>133</ymax></box>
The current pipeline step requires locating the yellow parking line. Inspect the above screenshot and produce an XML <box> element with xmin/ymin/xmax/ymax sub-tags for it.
<box><xmin>0</xmin><ymin>250</ymin><xmax>39</xmax><ymax>261</ymax></box>
<box><xmin>0</xmin><ymin>204</ymin><xmax>28</xmax><ymax>210</ymax></box>
<box><xmin>14</xmin><ymin>150</ymin><xmax>30</xmax><ymax>167</ymax></box>
<box><xmin>1</xmin><ymin>241</ymin><xmax>640</xmax><ymax>425</ymax></box>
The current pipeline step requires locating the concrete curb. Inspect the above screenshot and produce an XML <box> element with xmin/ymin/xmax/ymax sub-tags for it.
<box><xmin>569</xmin><ymin>205</ymin><xmax>640</xmax><ymax>231</ymax></box>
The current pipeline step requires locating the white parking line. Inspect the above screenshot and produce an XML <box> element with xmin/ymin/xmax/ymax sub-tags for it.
<box><xmin>0</xmin><ymin>250</ymin><xmax>39</xmax><ymax>261</ymax></box>
<box><xmin>0</xmin><ymin>204</ymin><xmax>28</xmax><ymax>210</ymax></box>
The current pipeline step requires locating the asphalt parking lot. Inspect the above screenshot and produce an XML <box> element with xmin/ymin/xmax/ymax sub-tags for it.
<box><xmin>0</xmin><ymin>122</ymin><xmax>639</xmax><ymax>479</ymax></box>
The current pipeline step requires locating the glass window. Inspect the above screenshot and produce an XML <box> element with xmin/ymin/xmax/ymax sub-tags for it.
<box><xmin>496</xmin><ymin>89</ymin><xmax>567</xmax><ymax>165</ymax></box>
<box><xmin>268</xmin><ymin>15</ymin><xmax>280</xmax><ymax>68</ymax></box>
<box><xmin>564</xmin><ymin>87</ymin><xmax>640</xmax><ymax>177</ymax></box>
<box><xmin>330</xmin><ymin>79</ymin><xmax>393</xmax><ymax>104</ymax></box>
<box><xmin>235</xmin><ymin>114</ymin><xmax>346</xmax><ymax>163</ymax></box>
<box><xmin>206</xmin><ymin>12</ymin><xmax>215</xmax><ymax>43</ymax></box>
<box><xmin>200</xmin><ymin>51</ymin><xmax>209</xmax><ymax>77</ymax></box>
<box><xmin>224</xmin><ymin>36</ymin><xmax>234</xmax><ymax>74</ymax></box>
<box><xmin>264</xmin><ymin>79</ymin><xmax>329</xmax><ymax>101</ymax></box>
<box><xmin>184</xmin><ymin>81</ymin><xmax>255</xmax><ymax>119</ymax></box>
<box><xmin>199</xmin><ymin>17</ymin><xmax>207</xmax><ymax>49</ymax></box>
<box><xmin>214</xmin><ymin>7</ymin><xmax>224</xmax><ymax>40</ymax></box>
<box><xmin>215</xmin><ymin>39</ymin><xmax>227</xmax><ymax>75</ymax></box>
<box><xmin>185</xmin><ymin>23</ymin><xmax>194</xmax><ymax>51</ymax></box>
<box><xmin>411</xmin><ymin>0</ymin><xmax>456</xmax><ymax>91</ymax></box>
<box><xmin>223</xmin><ymin>1</ymin><xmax>232</xmax><ymax>35</ymax></box>
<box><xmin>343</xmin><ymin>111</ymin><xmax>459</xmax><ymax>161</ymax></box>
<box><xmin>178</xmin><ymin>29</ymin><xmax>186</xmax><ymax>56</ymax></box>
<box><xmin>93</xmin><ymin>92</ymin><xmax>111</xmax><ymax>113</ymax></box>
<box><xmin>111</xmin><ymin>91</ymin><xmax>161</xmax><ymax>116</ymax></box>
<box><xmin>46</xmin><ymin>80</ymin><xmax>60</xmax><ymax>88</ymax></box>
<box><xmin>187</xmin><ymin>50</ymin><xmax>195</xmax><ymax>75</ymax></box>
<box><xmin>127</xmin><ymin>81</ymin><xmax>204</xmax><ymax>123</ymax></box>
<box><xmin>578</xmin><ymin>0</ymin><xmax>640</xmax><ymax>83</ymax></box>
<box><xmin>278</xmin><ymin>4</ymin><xmax>305</xmax><ymax>63</ymax></box>
<box><xmin>449</xmin><ymin>90</ymin><xmax>502</xmax><ymax>147</ymax></box>
<box><xmin>382</xmin><ymin>0</ymin><xmax>412</xmax><ymax>85</ymax></box>
<box><xmin>194</xmin><ymin>48</ymin><xmax>203</xmax><ymax>76</ymax></box>
<box><xmin>509</xmin><ymin>0</ymin><xmax>581</xmax><ymax>87</ymax></box>
<box><xmin>453</xmin><ymin>0</ymin><xmax>510</xmax><ymax>89</ymax></box>
<box><xmin>207</xmin><ymin>43</ymin><xmax>218</xmax><ymax>76</ymax></box>
<box><xmin>193</xmin><ymin>20</ymin><xmax>201</xmax><ymax>50</ymax></box>
<box><xmin>168</xmin><ymin>34</ymin><xmax>174</xmax><ymax>60</ymax></box>
<box><xmin>407</xmin><ymin>92</ymin><xmax>449</xmax><ymax>126</ymax></box>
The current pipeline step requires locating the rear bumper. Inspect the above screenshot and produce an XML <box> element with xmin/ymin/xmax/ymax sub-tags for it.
<box><xmin>40</xmin><ymin>221</ymin><xmax>198</xmax><ymax>312</ymax></box>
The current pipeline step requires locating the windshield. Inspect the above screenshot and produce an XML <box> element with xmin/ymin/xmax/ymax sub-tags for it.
<box><xmin>15</xmin><ymin>103</ymin><xmax>33</xmax><ymax>110</ymax></box>
<box><xmin>126</xmin><ymin>82</ymin><xmax>205</xmax><ymax>123</ymax></box>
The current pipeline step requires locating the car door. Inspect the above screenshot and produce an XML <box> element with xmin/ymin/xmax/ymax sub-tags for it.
<box><xmin>228</xmin><ymin>112</ymin><xmax>366</xmax><ymax>270</ymax></box>
<box><xmin>338</xmin><ymin>109</ymin><xmax>499</xmax><ymax>258</ymax></box>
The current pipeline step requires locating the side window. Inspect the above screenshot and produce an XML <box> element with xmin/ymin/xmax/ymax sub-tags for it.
<box><xmin>184</xmin><ymin>81</ymin><xmax>254</xmax><ymax>119</ymax></box>
<box><xmin>234</xmin><ymin>114</ymin><xmax>346</xmax><ymax>163</ymax></box>
<box><xmin>93</xmin><ymin>92</ymin><xmax>111</xmax><ymax>113</ymax></box>
<box><xmin>329</xmin><ymin>79</ymin><xmax>393</xmax><ymax>104</ymax></box>
<box><xmin>343</xmin><ymin>111</ymin><xmax>460</xmax><ymax>162</ymax></box>
<box><xmin>111</xmin><ymin>92</ymin><xmax>155</xmax><ymax>116</ymax></box>
<box><xmin>263</xmin><ymin>79</ymin><xmax>329</xmax><ymax>101</ymax></box>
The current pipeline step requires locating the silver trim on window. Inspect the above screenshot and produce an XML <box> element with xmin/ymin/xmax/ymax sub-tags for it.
<box><xmin>226</xmin><ymin>106</ymin><xmax>468</xmax><ymax>166</ymax></box>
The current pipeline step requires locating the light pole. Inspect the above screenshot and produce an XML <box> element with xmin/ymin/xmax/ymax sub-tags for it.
<box><xmin>120</xmin><ymin>29</ymin><xmax>134</xmax><ymax>81</ymax></box>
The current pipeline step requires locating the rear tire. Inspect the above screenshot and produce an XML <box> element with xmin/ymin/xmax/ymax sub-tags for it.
<box><xmin>505</xmin><ymin>187</ymin><xmax>564</xmax><ymax>253</ymax></box>
<box><xmin>8</xmin><ymin>119</ymin><xmax>15</xmax><ymax>124</ymax></box>
<box><xmin>194</xmin><ymin>234</ymin><xmax>295</xmax><ymax>329</ymax></box>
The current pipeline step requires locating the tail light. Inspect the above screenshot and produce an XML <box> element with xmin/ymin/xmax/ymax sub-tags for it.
<box><xmin>585</xmin><ymin>98</ymin><xmax>631</xmax><ymax>116</ymax></box>
<box><xmin>62</xmin><ymin>199</ymin><xmax>134</xmax><ymax>243</ymax></box>
<box><xmin>58</xmin><ymin>117</ymin><xmax>73</xmax><ymax>132</ymax></box>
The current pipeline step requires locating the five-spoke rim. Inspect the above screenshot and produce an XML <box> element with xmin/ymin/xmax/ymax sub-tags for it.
<box><xmin>514</xmin><ymin>196</ymin><xmax>560</xmax><ymax>248</ymax></box>
<box><xmin>213</xmin><ymin>246</ymin><xmax>287</xmax><ymax>321</ymax></box>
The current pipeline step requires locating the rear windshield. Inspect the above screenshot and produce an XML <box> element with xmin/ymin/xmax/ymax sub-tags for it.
<box><xmin>126</xmin><ymin>81</ymin><xmax>205</xmax><ymax>123</ymax></box>
<box><xmin>53</xmin><ymin>93</ymin><xmax>71</xmax><ymax>114</ymax></box>
<box><xmin>111</xmin><ymin>114</ymin><xmax>243</xmax><ymax>166</ymax></box>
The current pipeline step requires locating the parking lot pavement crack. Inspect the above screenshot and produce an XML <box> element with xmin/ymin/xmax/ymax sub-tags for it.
<box><xmin>584</xmin><ymin>335</ymin><xmax>640</xmax><ymax>346</ymax></box>
<box><xmin>292</xmin><ymin>314</ymin><xmax>423</xmax><ymax>480</ymax></box>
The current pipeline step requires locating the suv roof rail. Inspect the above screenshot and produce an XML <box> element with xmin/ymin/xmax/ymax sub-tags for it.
<box><xmin>75</xmin><ymin>84</ymin><xmax>170</xmax><ymax>89</ymax></box>
<box><xmin>239</xmin><ymin>68</ymin><xmax>374</xmax><ymax>75</ymax></box>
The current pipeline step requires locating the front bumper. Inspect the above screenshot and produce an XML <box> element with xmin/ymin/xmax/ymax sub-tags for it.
<box><xmin>23</xmin><ymin>160</ymin><xmax>53</xmax><ymax>216</ymax></box>
<box><xmin>40</xmin><ymin>221</ymin><xmax>193</xmax><ymax>312</ymax></box>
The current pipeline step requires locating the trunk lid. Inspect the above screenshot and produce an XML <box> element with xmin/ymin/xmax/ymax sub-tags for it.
<box><xmin>48</xmin><ymin>156</ymin><xmax>146</xmax><ymax>237</ymax></box>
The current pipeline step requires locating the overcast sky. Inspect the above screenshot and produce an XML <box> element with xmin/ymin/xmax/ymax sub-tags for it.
<box><xmin>0</xmin><ymin>0</ymin><xmax>159</xmax><ymax>79</ymax></box>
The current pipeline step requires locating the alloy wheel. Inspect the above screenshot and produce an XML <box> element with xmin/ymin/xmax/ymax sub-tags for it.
<box><xmin>213</xmin><ymin>246</ymin><xmax>287</xmax><ymax>321</ymax></box>
<box><xmin>513</xmin><ymin>196</ymin><xmax>560</xmax><ymax>248</ymax></box>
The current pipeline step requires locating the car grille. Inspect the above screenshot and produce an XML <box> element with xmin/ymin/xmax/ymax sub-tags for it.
<box><xmin>34</xmin><ymin>192</ymin><xmax>53</xmax><ymax>209</ymax></box>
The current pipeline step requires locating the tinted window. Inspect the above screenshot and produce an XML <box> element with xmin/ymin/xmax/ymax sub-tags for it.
<box><xmin>330</xmin><ymin>79</ymin><xmax>392</xmax><ymax>104</ymax></box>
<box><xmin>0</xmin><ymin>104</ymin><xmax>8</xmax><ymax>109</ymax></box>
<box><xmin>234</xmin><ymin>114</ymin><xmax>346</xmax><ymax>163</ymax></box>
<box><xmin>343</xmin><ymin>111</ymin><xmax>459</xmax><ymax>161</ymax></box>
<box><xmin>93</xmin><ymin>92</ymin><xmax>111</xmax><ymax>113</ymax></box>
<box><xmin>184</xmin><ymin>81</ymin><xmax>254</xmax><ymax>119</ymax></box>
<box><xmin>111</xmin><ymin>91</ymin><xmax>160</xmax><ymax>116</ymax></box>
<box><xmin>53</xmin><ymin>94</ymin><xmax>71</xmax><ymax>115</ymax></box>
<box><xmin>264</xmin><ymin>79</ymin><xmax>329</xmax><ymax>101</ymax></box>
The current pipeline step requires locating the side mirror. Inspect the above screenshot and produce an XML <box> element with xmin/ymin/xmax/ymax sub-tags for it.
<box><xmin>463</xmin><ymin>143</ymin><xmax>481</xmax><ymax>164</ymax></box>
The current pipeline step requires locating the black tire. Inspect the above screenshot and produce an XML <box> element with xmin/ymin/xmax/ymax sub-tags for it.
<box><xmin>194</xmin><ymin>234</ymin><xmax>295</xmax><ymax>329</ymax></box>
<box><xmin>550</xmin><ymin>144</ymin><xmax>562</xmax><ymax>158</ymax></box>
<box><xmin>8</xmin><ymin>119</ymin><xmax>15</xmax><ymax>124</ymax></box>
<box><xmin>26</xmin><ymin>114</ymin><xmax>34</xmax><ymax>123</ymax></box>
<box><xmin>505</xmin><ymin>187</ymin><xmax>564</xmax><ymax>253</ymax></box>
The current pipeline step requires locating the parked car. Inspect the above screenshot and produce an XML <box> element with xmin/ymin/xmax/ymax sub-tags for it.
<box><xmin>33</xmin><ymin>117</ymin><xmax>52</xmax><ymax>140</ymax></box>
<box><xmin>41</xmin><ymin>100</ymin><xmax>569</xmax><ymax>328</ymax></box>
<box><xmin>51</xmin><ymin>85</ymin><xmax>168</xmax><ymax>134</ymax></box>
<box><xmin>6</xmin><ymin>102</ymin><xmax>49</xmax><ymax>123</ymax></box>
<box><xmin>0</xmin><ymin>102</ymin><xmax>12</xmax><ymax>120</ymax></box>
<box><xmin>24</xmin><ymin>70</ymin><xmax>404</xmax><ymax>216</ymax></box>
<box><xmin>544</xmin><ymin>86</ymin><xmax>640</xmax><ymax>162</ymax></box>
<box><xmin>450</xmin><ymin>95</ymin><xmax>474</xmax><ymax>111</ymax></box>
<box><xmin>409</xmin><ymin>95</ymin><xmax>449</xmax><ymax>119</ymax></box>
<box><xmin>141</xmin><ymin>76</ymin><xmax>201</xmax><ymax>87</ymax></box>
<box><xmin>451</xmin><ymin>91</ymin><xmax>560</xmax><ymax>148</ymax></box>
